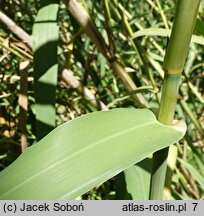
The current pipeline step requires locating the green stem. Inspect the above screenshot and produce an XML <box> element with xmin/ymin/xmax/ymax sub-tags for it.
<box><xmin>150</xmin><ymin>75</ymin><xmax>181</xmax><ymax>199</ymax></box>
<box><xmin>155</xmin><ymin>0</ymin><xmax>169</xmax><ymax>29</ymax></box>
<box><xmin>149</xmin><ymin>0</ymin><xmax>201</xmax><ymax>200</ymax></box>
<box><xmin>158</xmin><ymin>75</ymin><xmax>181</xmax><ymax>124</ymax></box>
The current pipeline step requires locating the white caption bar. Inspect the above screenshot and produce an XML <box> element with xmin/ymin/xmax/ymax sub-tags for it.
<box><xmin>0</xmin><ymin>201</ymin><xmax>203</xmax><ymax>216</ymax></box>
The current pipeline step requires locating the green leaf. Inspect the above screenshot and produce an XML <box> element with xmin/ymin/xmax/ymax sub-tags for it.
<box><xmin>178</xmin><ymin>158</ymin><xmax>204</xmax><ymax>191</ymax></box>
<box><xmin>124</xmin><ymin>159</ymin><xmax>151</xmax><ymax>200</ymax></box>
<box><xmin>195</xmin><ymin>19</ymin><xmax>204</xmax><ymax>36</ymax></box>
<box><xmin>0</xmin><ymin>109</ymin><xmax>186</xmax><ymax>199</ymax></box>
<box><xmin>33</xmin><ymin>0</ymin><xmax>59</xmax><ymax>140</ymax></box>
<box><xmin>132</xmin><ymin>28</ymin><xmax>204</xmax><ymax>46</ymax></box>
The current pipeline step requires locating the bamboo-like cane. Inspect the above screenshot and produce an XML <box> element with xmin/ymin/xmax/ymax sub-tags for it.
<box><xmin>149</xmin><ymin>0</ymin><xmax>201</xmax><ymax>200</ymax></box>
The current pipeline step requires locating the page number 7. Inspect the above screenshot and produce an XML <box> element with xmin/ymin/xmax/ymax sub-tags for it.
<box><xmin>192</xmin><ymin>203</ymin><xmax>198</xmax><ymax>211</ymax></box>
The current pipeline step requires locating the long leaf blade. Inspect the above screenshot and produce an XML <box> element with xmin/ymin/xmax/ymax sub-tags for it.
<box><xmin>33</xmin><ymin>0</ymin><xmax>59</xmax><ymax>140</ymax></box>
<box><xmin>0</xmin><ymin>109</ymin><xmax>186</xmax><ymax>199</ymax></box>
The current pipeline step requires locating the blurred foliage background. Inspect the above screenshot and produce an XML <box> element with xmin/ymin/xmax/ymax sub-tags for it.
<box><xmin>0</xmin><ymin>0</ymin><xmax>204</xmax><ymax>199</ymax></box>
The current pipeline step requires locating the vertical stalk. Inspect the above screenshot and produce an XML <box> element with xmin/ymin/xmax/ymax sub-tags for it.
<box><xmin>149</xmin><ymin>0</ymin><xmax>200</xmax><ymax>199</ymax></box>
<box><xmin>19</xmin><ymin>61</ymin><xmax>30</xmax><ymax>152</ymax></box>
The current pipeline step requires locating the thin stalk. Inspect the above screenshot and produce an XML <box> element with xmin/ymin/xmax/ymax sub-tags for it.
<box><xmin>63</xmin><ymin>0</ymin><xmax>147</xmax><ymax>107</ymax></box>
<box><xmin>180</xmin><ymin>99</ymin><xmax>204</xmax><ymax>138</ymax></box>
<box><xmin>103</xmin><ymin>0</ymin><xmax>115</xmax><ymax>56</ymax></box>
<box><xmin>63</xmin><ymin>0</ymin><xmax>111</xmax><ymax>59</ymax></box>
<box><xmin>155</xmin><ymin>0</ymin><xmax>169</xmax><ymax>29</ymax></box>
<box><xmin>62</xmin><ymin>68</ymin><xmax>108</xmax><ymax>111</ymax></box>
<box><xmin>0</xmin><ymin>38</ymin><xmax>27</xmax><ymax>60</ymax></box>
<box><xmin>19</xmin><ymin>61</ymin><xmax>30</xmax><ymax>152</ymax></box>
<box><xmin>113</xmin><ymin>2</ymin><xmax>158</xmax><ymax>98</ymax></box>
<box><xmin>163</xmin><ymin>145</ymin><xmax>178</xmax><ymax>200</ymax></box>
<box><xmin>110</xmin><ymin>61</ymin><xmax>147</xmax><ymax>107</ymax></box>
<box><xmin>0</xmin><ymin>10</ymin><xmax>32</xmax><ymax>47</ymax></box>
<box><xmin>149</xmin><ymin>0</ymin><xmax>201</xmax><ymax>200</ymax></box>
<box><xmin>10</xmin><ymin>43</ymin><xmax>33</xmax><ymax>60</ymax></box>
<box><xmin>112</xmin><ymin>2</ymin><xmax>149</xmax><ymax>75</ymax></box>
